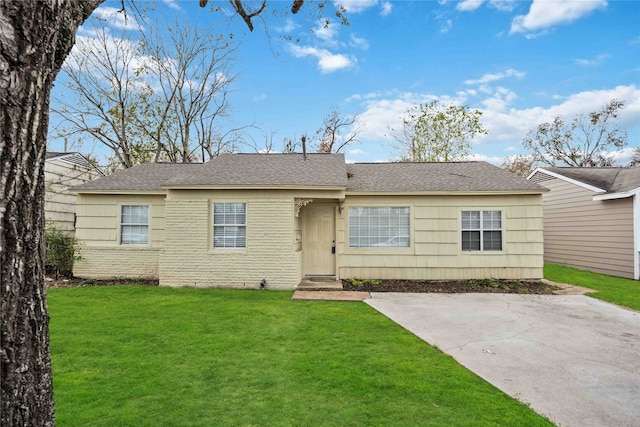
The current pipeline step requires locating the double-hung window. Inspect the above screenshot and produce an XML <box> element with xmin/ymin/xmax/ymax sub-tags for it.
<box><xmin>349</xmin><ymin>207</ymin><xmax>410</xmax><ymax>248</ymax></box>
<box><xmin>461</xmin><ymin>210</ymin><xmax>502</xmax><ymax>251</ymax></box>
<box><xmin>213</xmin><ymin>203</ymin><xmax>246</xmax><ymax>249</ymax></box>
<box><xmin>121</xmin><ymin>205</ymin><xmax>149</xmax><ymax>245</ymax></box>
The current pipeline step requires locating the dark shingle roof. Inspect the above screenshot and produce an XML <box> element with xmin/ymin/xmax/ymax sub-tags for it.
<box><xmin>72</xmin><ymin>163</ymin><xmax>202</xmax><ymax>192</ymax></box>
<box><xmin>543</xmin><ymin>167</ymin><xmax>640</xmax><ymax>194</ymax></box>
<box><xmin>45</xmin><ymin>151</ymin><xmax>67</xmax><ymax>160</ymax></box>
<box><xmin>346</xmin><ymin>162</ymin><xmax>547</xmax><ymax>192</ymax></box>
<box><xmin>72</xmin><ymin>156</ymin><xmax>548</xmax><ymax>194</ymax></box>
<box><xmin>164</xmin><ymin>153</ymin><xmax>348</xmax><ymax>188</ymax></box>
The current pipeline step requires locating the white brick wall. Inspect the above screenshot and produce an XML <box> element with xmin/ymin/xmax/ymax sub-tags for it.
<box><xmin>160</xmin><ymin>196</ymin><xmax>302</xmax><ymax>290</ymax></box>
<box><xmin>74</xmin><ymin>247</ymin><xmax>160</xmax><ymax>279</ymax></box>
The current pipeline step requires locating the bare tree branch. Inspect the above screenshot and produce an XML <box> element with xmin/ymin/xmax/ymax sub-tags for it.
<box><xmin>522</xmin><ymin>99</ymin><xmax>628</xmax><ymax>167</ymax></box>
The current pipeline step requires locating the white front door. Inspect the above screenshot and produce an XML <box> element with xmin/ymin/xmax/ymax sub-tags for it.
<box><xmin>303</xmin><ymin>202</ymin><xmax>336</xmax><ymax>276</ymax></box>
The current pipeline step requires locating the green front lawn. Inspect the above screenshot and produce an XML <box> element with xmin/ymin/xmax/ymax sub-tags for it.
<box><xmin>545</xmin><ymin>263</ymin><xmax>640</xmax><ymax>311</ymax></box>
<box><xmin>49</xmin><ymin>287</ymin><xmax>552</xmax><ymax>426</ymax></box>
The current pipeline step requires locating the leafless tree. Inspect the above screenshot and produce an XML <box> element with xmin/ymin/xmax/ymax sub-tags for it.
<box><xmin>52</xmin><ymin>25</ymin><xmax>154</xmax><ymax>168</ymax></box>
<box><xmin>501</xmin><ymin>154</ymin><xmax>535</xmax><ymax>178</ymax></box>
<box><xmin>628</xmin><ymin>146</ymin><xmax>640</xmax><ymax>167</ymax></box>
<box><xmin>522</xmin><ymin>99</ymin><xmax>628</xmax><ymax>167</ymax></box>
<box><xmin>140</xmin><ymin>20</ymin><xmax>240</xmax><ymax>163</ymax></box>
<box><xmin>52</xmin><ymin>18</ymin><xmax>241</xmax><ymax>168</ymax></box>
<box><xmin>316</xmin><ymin>107</ymin><xmax>363</xmax><ymax>153</ymax></box>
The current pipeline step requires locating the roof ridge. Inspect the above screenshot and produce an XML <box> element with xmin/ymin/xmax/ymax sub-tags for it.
<box><xmin>350</xmin><ymin>161</ymin><xmax>483</xmax><ymax>165</ymax></box>
<box><xmin>609</xmin><ymin>168</ymin><xmax>623</xmax><ymax>191</ymax></box>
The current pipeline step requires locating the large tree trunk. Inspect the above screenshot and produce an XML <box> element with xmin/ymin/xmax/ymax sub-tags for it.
<box><xmin>0</xmin><ymin>1</ymin><xmax>102</xmax><ymax>425</ymax></box>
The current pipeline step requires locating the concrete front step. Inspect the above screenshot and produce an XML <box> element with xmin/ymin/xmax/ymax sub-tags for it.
<box><xmin>296</xmin><ymin>278</ymin><xmax>343</xmax><ymax>290</ymax></box>
<box><xmin>292</xmin><ymin>290</ymin><xmax>371</xmax><ymax>301</ymax></box>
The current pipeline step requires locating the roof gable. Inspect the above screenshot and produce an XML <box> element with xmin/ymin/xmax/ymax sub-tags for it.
<box><xmin>46</xmin><ymin>151</ymin><xmax>105</xmax><ymax>176</ymax></box>
<box><xmin>532</xmin><ymin>167</ymin><xmax>640</xmax><ymax>195</ymax></box>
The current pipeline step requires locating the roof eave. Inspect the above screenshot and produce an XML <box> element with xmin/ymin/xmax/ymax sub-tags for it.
<box><xmin>72</xmin><ymin>189</ymin><xmax>167</xmax><ymax>195</ymax></box>
<box><xmin>593</xmin><ymin>187</ymin><xmax>640</xmax><ymax>201</ymax></box>
<box><xmin>345</xmin><ymin>189</ymin><xmax>548</xmax><ymax>196</ymax></box>
<box><xmin>161</xmin><ymin>184</ymin><xmax>347</xmax><ymax>191</ymax></box>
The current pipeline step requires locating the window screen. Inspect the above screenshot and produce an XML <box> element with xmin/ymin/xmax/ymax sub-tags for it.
<box><xmin>121</xmin><ymin>205</ymin><xmax>149</xmax><ymax>245</ymax></box>
<box><xmin>349</xmin><ymin>207</ymin><xmax>410</xmax><ymax>247</ymax></box>
<box><xmin>213</xmin><ymin>203</ymin><xmax>246</xmax><ymax>249</ymax></box>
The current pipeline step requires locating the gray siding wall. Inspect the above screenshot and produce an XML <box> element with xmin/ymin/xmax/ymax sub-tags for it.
<box><xmin>542</xmin><ymin>177</ymin><xmax>634</xmax><ymax>279</ymax></box>
<box><xmin>45</xmin><ymin>158</ymin><xmax>102</xmax><ymax>234</ymax></box>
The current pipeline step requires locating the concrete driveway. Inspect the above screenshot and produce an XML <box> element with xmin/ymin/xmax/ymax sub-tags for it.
<box><xmin>365</xmin><ymin>293</ymin><xmax>640</xmax><ymax>427</ymax></box>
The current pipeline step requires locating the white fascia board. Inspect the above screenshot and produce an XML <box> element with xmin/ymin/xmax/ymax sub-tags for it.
<box><xmin>531</xmin><ymin>168</ymin><xmax>606</xmax><ymax>193</ymax></box>
<box><xmin>593</xmin><ymin>187</ymin><xmax>640</xmax><ymax>201</ymax></box>
<box><xmin>526</xmin><ymin>168</ymin><xmax>540</xmax><ymax>180</ymax></box>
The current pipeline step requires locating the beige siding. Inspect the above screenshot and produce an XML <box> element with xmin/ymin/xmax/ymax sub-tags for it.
<box><xmin>159</xmin><ymin>189</ymin><xmax>305</xmax><ymax>290</ymax></box>
<box><xmin>338</xmin><ymin>194</ymin><xmax>544</xmax><ymax>280</ymax></box>
<box><xmin>541</xmin><ymin>178</ymin><xmax>635</xmax><ymax>279</ymax></box>
<box><xmin>73</xmin><ymin>194</ymin><xmax>166</xmax><ymax>279</ymax></box>
<box><xmin>44</xmin><ymin>159</ymin><xmax>102</xmax><ymax>234</ymax></box>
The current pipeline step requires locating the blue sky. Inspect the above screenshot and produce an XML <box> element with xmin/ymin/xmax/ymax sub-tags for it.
<box><xmin>48</xmin><ymin>0</ymin><xmax>640</xmax><ymax>166</ymax></box>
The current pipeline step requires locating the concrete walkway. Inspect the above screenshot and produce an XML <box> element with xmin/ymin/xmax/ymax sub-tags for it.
<box><xmin>366</xmin><ymin>293</ymin><xmax>640</xmax><ymax>427</ymax></box>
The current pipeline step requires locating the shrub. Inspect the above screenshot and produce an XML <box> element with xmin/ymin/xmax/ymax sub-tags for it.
<box><xmin>45</xmin><ymin>222</ymin><xmax>81</xmax><ymax>279</ymax></box>
<box><xmin>344</xmin><ymin>278</ymin><xmax>382</xmax><ymax>287</ymax></box>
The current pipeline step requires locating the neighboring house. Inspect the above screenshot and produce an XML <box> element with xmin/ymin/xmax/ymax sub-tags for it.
<box><xmin>71</xmin><ymin>153</ymin><xmax>548</xmax><ymax>289</ymax></box>
<box><xmin>528</xmin><ymin>167</ymin><xmax>640</xmax><ymax>280</ymax></box>
<box><xmin>45</xmin><ymin>151</ymin><xmax>105</xmax><ymax>234</ymax></box>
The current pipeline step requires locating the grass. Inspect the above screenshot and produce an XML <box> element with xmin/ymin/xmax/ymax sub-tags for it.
<box><xmin>545</xmin><ymin>263</ymin><xmax>640</xmax><ymax>311</ymax></box>
<box><xmin>49</xmin><ymin>287</ymin><xmax>552</xmax><ymax>426</ymax></box>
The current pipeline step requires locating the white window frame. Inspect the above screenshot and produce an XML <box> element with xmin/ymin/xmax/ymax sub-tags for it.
<box><xmin>120</xmin><ymin>205</ymin><xmax>149</xmax><ymax>245</ymax></box>
<box><xmin>348</xmin><ymin>206</ymin><xmax>410</xmax><ymax>248</ymax></box>
<box><xmin>461</xmin><ymin>210</ymin><xmax>502</xmax><ymax>252</ymax></box>
<box><xmin>213</xmin><ymin>202</ymin><xmax>246</xmax><ymax>249</ymax></box>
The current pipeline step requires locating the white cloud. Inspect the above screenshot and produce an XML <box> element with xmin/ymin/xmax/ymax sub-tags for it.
<box><xmin>464</xmin><ymin>153</ymin><xmax>503</xmax><ymax>165</ymax></box>
<box><xmin>465</xmin><ymin>68</ymin><xmax>525</xmax><ymax>85</ymax></box>
<box><xmin>276</xmin><ymin>19</ymin><xmax>299</xmax><ymax>33</ymax></box>
<box><xmin>252</xmin><ymin>94</ymin><xmax>267</xmax><ymax>102</ymax></box>
<box><xmin>456</xmin><ymin>0</ymin><xmax>515</xmax><ymax>12</ymax></box>
<box><xmin>609</xmin><ymin>146</ymin><xmax>637</xmax><ymax>165</ymax></box>
<box><xmin>457</xmin><ymin>0</ymin><xmax>485</xmax><ymax>12</ymax></box>
<box><xmin>480</xmin><ymin>84</ymin><xmax>640</xmax><ymax>144</ymax></box>
<box><xmin>347</xmin><ymin>149</ymin><xmax>367</xmax><ymax>155</ymax></box>
<box><xmin>337</xmin><ymin>0</ymin><xmax>379</xmax><ymax>13</ymax></box>
<box><xmin>349</xmin><ymin>34</ymin><xmax>369</xmax><ymax>50</ymax></box>
<box><xmin>288</xmin><ymin>45</ymin><xmax>355</xmax><ymax>73</ymax></box>
<box><xmin>510</xmin><ymin>0</ymin><xmax>607</xmax><ymax>36</ymax></box>
<box><xmin>380</xmin><ymin>2</ymin><xmax>393</xmax><ymax>16</ymax></box>
<box><xmin>314</xmin><ymin>21</ymin><xmax>340</xmax><ymax>45</ymax></box>
<box><xmin>350</xmin><ymin>85</ymin><xmax>640</xmax><ymax>159</ymax></box>
<box><xmin>440</xmin><ymin>19</ymin><xmax>453</xmax><ymax>34</ymax></box>
<box><xmin>92</xmin><ymin>6</ymin><xmax>141</xmax><ymax>31</ymax></box>
<box><xmin>480</xmin><ymin>86</ymin><xmax>517</xmax><ymax>112</ymax></box>
<box><xmin>573</xmin><ymin>54</ymin><xmax>610</xmax><ymax>67</ymax></box>
<box><xmin>354</xmin><ymin>91</ymin><xmax>473</xmax><ymax>142</ymax></box>
<box><xmin>488</xmin><ymin>0</ymin><xmax>516</xmax><ymax>12</ymax></box>
<box><xmin>160</xmin><ymin>0</ymin><xmax>181</xmax><ymax>11</ymax></box>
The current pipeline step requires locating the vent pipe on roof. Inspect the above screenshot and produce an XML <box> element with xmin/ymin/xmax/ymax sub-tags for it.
<box><xmin>301</xmin><ymin>135</ymin><xmax>307</xmax><ymax>161</ymax></box>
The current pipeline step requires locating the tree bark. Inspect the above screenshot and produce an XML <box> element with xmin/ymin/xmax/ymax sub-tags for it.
<box><xmin>0</xmin><ymin>1</ymin><xmax>102</xmax><ymax>425</ymax></box>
